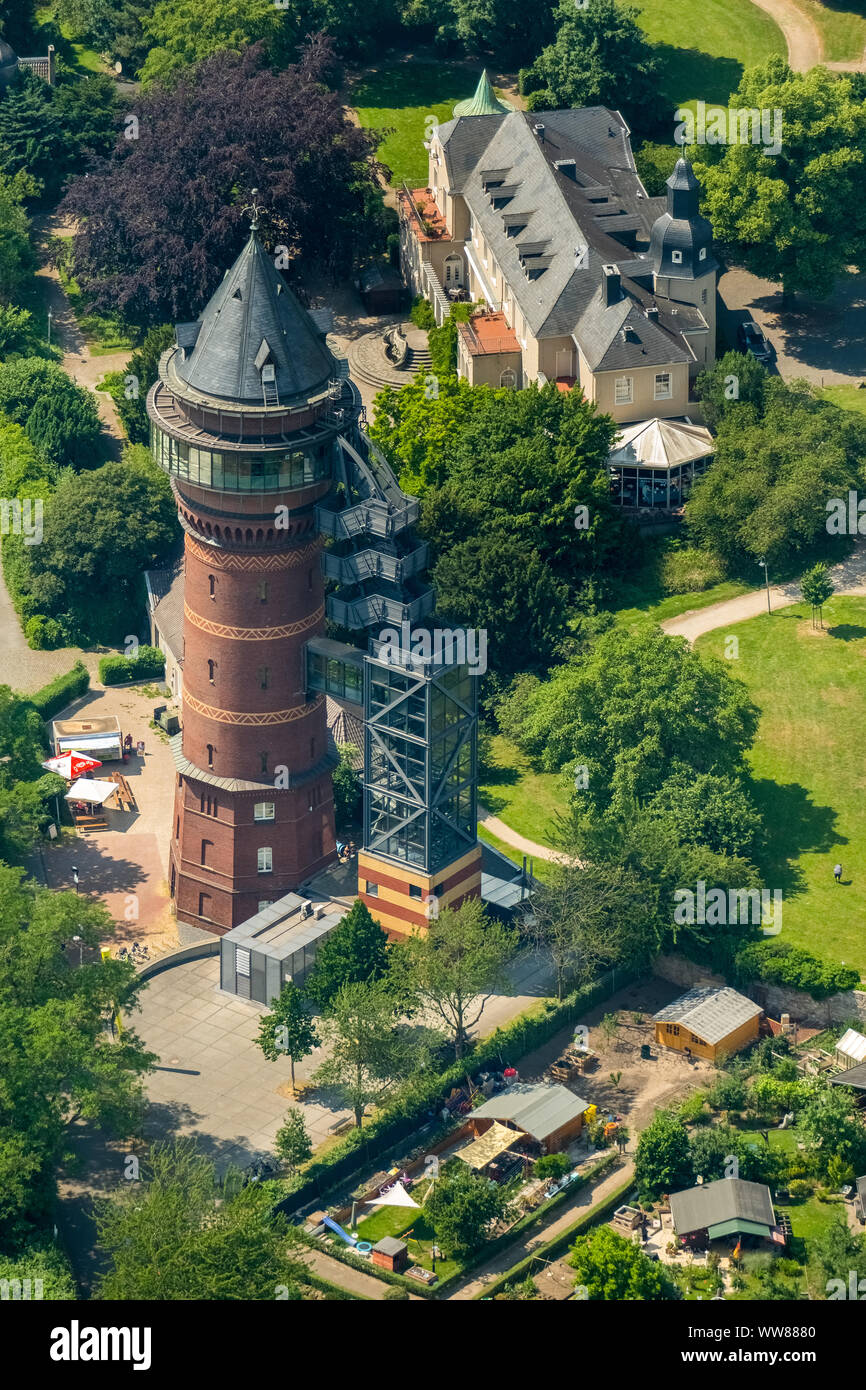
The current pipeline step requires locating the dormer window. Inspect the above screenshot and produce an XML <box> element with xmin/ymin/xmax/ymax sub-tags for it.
<box><xmin>699</xmin><ymin>247</ymin><xmax>707</xmax><ymax>261</ymax></box>
<box><xmin>232</xmin><ymin>287</ymin><xmax>242</xmax><ymax>300</ymax></box>
<box><xmin>671</xmin><ymin>250</ymin><xmax>683</xmax><ymax>264</ymax></box>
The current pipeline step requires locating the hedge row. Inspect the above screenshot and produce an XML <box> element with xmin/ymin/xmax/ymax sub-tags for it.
<box><xmin>735</xmin><ymin>940</ymin><xmax>861</xmax><ymax>1000</ymax></box>
<box><xmin>98</xmin><ymin>646</ymin><xmax>165</xmax><ymax>686</ymax></box>
<box><xmin>474</xmin><ymin>1173</ymin><xmax>636</xmax><ymax>1300</ymax></box>
<box><xmin>27</xmin><ymin>660</ymin><xmax>90</xmax><ymax>720</ymax></box>
<box><xmin>275</xmin><ymin>964</ymin><xmax>638</xmax><ymax>1218</ymax></box>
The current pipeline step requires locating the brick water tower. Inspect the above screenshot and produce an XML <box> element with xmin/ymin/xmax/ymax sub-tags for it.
<box><xmin>147</xmin><ymin>216</ymin><xmax>354</xmax><ymax>931</ymax></box>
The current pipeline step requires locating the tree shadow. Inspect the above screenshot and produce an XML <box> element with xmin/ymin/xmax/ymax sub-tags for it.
<box><xmin>654</xmin><ymin>44</ymin><xmax>744</xmax><ymax>112</ymax></box>
<box><xmin>826</xmin><ymin>625</ymin><xmax>866</xmax><ymax>642</ymax></box>
<box><xmin>750</xmin><ymin>778</ymin><xmax>843</xmax><ymax>898</ymax></box>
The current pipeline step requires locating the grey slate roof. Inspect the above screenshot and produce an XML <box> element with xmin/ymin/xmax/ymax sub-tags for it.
<box><xmin>831</xmin><ymin>1060</ymin><xmax>866</xmax><ymax>1090</ymax></box>
<box><xmin>653</xmin><ymin>986</ymin><xmax>762</xmax><ymax>1046</ymax></box>
<box><xmin>145</xmin><ymin>558</ymin><xmax>184</xmax><ymax>663</ymax></box>
<box><xmin>670</xmin><ymin>1178</ymin><xmax>775</xmax><ymax>1236</ymax></box>
<box><xmin>437</xmin><ymin>106</ymin><xmax>709</xmax><ymax>368</ymax></box>
<box><xmin>471</xmin><ymin>1082</ymin><xmax>588</xmax><ymax>1141</ymax></box>
<box><xmin>175</xmin><ymin>230</ymin><xmax>335</xmax><ymax>405</ymax></box>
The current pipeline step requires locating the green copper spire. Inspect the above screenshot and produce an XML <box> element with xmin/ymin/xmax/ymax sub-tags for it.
<box><xmin>453</xmin><ymin>70</ymin><xmax>511</xmax><ymax>118</ymax></box>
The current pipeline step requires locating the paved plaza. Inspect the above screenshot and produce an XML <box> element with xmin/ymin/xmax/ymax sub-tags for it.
<box><xmin>133</xmin><ymin>947</ymin><xmax>555</xmax><ymax>1172</ymax></box>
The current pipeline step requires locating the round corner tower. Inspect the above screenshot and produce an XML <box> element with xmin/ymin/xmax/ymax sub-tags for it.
<box><xmin>147</xmin><ymin>223</ymin><xmax>352</xmax><ymax>932</ymax></box>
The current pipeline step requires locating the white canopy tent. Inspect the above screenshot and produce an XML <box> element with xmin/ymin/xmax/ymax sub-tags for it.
<box><xmin>65</xmin><ymin>778</ymin><xmax>119</xmax><ymax>806</ymax></box>
<box><xmin>364</xmin><ymin>1182</ymin><xmax>420</xmax><ymax>1210</ymax></box>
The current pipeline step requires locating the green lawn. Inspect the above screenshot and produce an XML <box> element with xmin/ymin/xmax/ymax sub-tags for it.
<box><xmin>821</xmin><ymin>384</ymin><xmax>866</xmax><ymax>416</ymax></box>
<box><xmin>479</xmin><ymin>735</ymin><xmax>568</xmax><ymax>848</ymax></box>
<box><xmin>35</xmin><ymin>4</ymin><xmax>109</xmax><ymax>77</ymax></box>
<box><xmin>696</xmin><ymin>596</ymin><xmax>866</xmax><ymax>977</ymax></box>
<box><xmin>613</xmin><ymin>578</ymin><xmax>753</xmax><ymax>633</ymax></box>
<box><xmin>794</xmin><ymin>0</ymin><xmax>866</xmax><ymax>61</ymax></box>
<box><xmin>352</xmin><ymin>62</ymin><xmax>509</xmax><ymax>187</ymax></box>
<box><xmin>351</xmin><ymin>1186</ymin><xmax>461</xmax><ymax>1282</ymax></box>
<box><xmin>633</xmin><ymin>0</ymin><xmax>786</xmax><ymax>108</ymax></box>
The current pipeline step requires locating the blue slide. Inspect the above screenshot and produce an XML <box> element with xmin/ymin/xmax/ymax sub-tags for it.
<box><xmin>322</xmin><ymin>1215</ymin><xmax>357</xmax><ymax>1245</ymax></box>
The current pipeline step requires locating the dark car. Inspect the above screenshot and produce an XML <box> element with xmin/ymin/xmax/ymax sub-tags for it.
<box><xmin>737</xmin><ymin>320</ymin><xmax>773</xmax><ymax>364</ymax></box>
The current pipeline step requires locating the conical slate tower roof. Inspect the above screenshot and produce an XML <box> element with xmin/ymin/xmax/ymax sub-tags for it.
<box><xmin>175</xmin><ymin>227</ymin><xmax>335</xmax><ymax>406</ymax></box>
<box><xmin>453</xmin><ymin>70</ymin><xmax>510</xmax><ymax>118</ymax></box>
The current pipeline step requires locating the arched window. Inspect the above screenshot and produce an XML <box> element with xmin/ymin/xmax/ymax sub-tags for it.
<box><xmin>258</xmin><ymin>580</ymin><xmax>268</xmax><ymax>603</ymax></box>
<box><xmin>208</xmin><ymin>659</ymin><xmax>215</xmax><ymax>683</ymax></box>
<box><xmin>209</xmin><ymin>574</ymin><xmax>215</xmax><ymax>599</ymax></box>
<box><xmin>206</xmin><ymin>744</ymin><xmax>214</xmax><ymax>768</ymax></box>
<box><xmin>258</xmin><ymin>666</ymin><xmax>269</xmax><ymax>690</ymax></box>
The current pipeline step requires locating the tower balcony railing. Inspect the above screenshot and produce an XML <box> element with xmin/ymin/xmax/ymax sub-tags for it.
<box><xmin>321</xmin><ymin>542</ymin><xmax>429</xmax><ymax>587</ymax></box>
<box><xmin>326</xmin><ymin>588</ymin><xmax>435</xmax><ymax>630</ymax></box>
<box><xmin>316</xmin><ymin>496</ymin><xmax>420</xmax><ymax>541</ymax></box>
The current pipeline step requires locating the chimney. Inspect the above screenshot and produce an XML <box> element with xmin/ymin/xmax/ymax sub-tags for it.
<box><xmin>554</xmin><ymin>158</ymin><xmax>577</xmax><ymax>181</ymax></box>
<box><xmin>602</xmin><ymin>263</ymin><xmax>621</xmax><ymax>307</ymax></box>
<box><xmin>646</xmin><ymin>305</ymin><xmax>659</xmax><ymax>322</ymax></box>
<box><xmin>534</xmin><ymin>122</ymin><xmax>546</xmax><ymax>142</ymax></box>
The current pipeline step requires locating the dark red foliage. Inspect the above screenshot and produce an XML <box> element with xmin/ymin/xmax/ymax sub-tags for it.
<box><xmin>61</xmin><ymin>36</ymin><xmax>381</xmax><ymax>328</ymax></box>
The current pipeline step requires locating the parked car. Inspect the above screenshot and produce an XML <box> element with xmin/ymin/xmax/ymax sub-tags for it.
<box><xmin>737</xmin><ymin>319</ymin><xmax>773</xmax><ymax>364</ymax></box>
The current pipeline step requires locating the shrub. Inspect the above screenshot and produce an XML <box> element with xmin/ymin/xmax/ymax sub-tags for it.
<box><xmin>735</xmin><ymin>941</ymin><xmax>860</xmax><ymax>999</ymax></box>
<box><xmin>534</xmin><ymin>1153</ymin><xmax>571</xmax><ymax>1180</ymax></box>
<box><xmin>661</xmin><ymin>546</ymin><xmax>727</xmax><ymax>594</ymax></box>
<box><xmin>99</xmin><ymin>646</ymin><xmax>165</xmax><ymax>685</ymax></box>
<box><xmin>24</xmin><ymin>614</ymin><xmax>64</xmax><ymax>650</ymax></box>
<box><xmin>788</xmin><ymin>1178</ymin><xmax>814</xmax><ymax>1199</ymax></box>
<box><xmin>677</xmin><ymin>1091</ymin><xmax>709</xmax><ymax>1125</ymax></box>
<box><xmin>28</xmin><ymin>660</ymin><xmax>89</xmax><ymax>719</ymax></box>
<box><xmin>409</xmin><ymin>297</ymin><xmax>435</xmax><ymax>331</ymax></box>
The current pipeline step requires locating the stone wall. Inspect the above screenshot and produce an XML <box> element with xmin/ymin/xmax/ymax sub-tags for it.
<box><xmin>653</xmin><ymin>954</ymin><xmax>866</xmax><ymax>1030</ymax></box>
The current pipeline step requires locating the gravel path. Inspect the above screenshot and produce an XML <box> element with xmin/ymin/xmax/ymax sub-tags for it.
<box><xmin>749</xmin><ymin>0</ymin><xmax>823</xmax><ymax>70</ymax></box>
<box><xmin>661</xmin><ymin>542</ymin><xmax>866</xmax><ymax>645</ymax></box>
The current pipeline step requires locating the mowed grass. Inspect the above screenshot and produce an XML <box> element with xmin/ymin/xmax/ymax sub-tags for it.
<box><xmin>633</xmin><ymin>0</ymin><xmax>786</xmax><ymax>108</ymax></box>
<box><xmin>794</xmin><ymin>0</ymin><xmax>866</xmax><ymax>61</ymax></box>
<box><xmin>821</xmin><ymin>384</ymin><xmax>866</xmax><ymax>416</ymax></box>
<box><xmin>479</xmin><ymin>734</ymin><xmax>568</xmax><ymax>848</ymax></box>
<box><xmin>696</xmin><ymin>596</ymin><xmax>866</xmax><ymax>976</ymax></box>
<box><xmin>352</xmin><ymin>63</ymin><xmax>498</xmax><ymax>187</ymax></box>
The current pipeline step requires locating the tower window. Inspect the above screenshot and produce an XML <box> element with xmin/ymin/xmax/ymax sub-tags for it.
<box><xmin>200</xmin><ymin>839</ymin><xmax>212</xmax><ymax>865</ymax></box>
<box><xmin>310</xmin><ymin>737</ymin><xmax>316</xmax><ymax>759</ymax></box>
<box><xmin>260</xmin><ymin>751</ymin><xmax>268</xmax><ymax>774</ymax></box>
<box><xmin>208</xmin><ymin>659</ymin><xmax>215</xmax><ymax>683</ymax></box>
<box><xmin>209</xmin><ymin>574</ymin><xmax>215</xmax><ymax>599</ymax></box>
<box><xmin>307</xmin><ymin>568</ymin><xmax>314</xmax><ymax>591</ymax></box>
<box><xmin>258</xmin><ymin>666</ymin><xmax>269</xmax><ymax>690</ymax></box>
<box><xmin>206</xmin><ymin>744</ymin><xmax>214</xmax><ymax>768</ymax></box>
<box><xmin>671</xmin><ymin>249</ymin><xmax>683</xmax><ymax>264</ymax></box>
<box><xmin>254</xmin><ymin>801</ymin><xmax>275</xmax><ymax>821</ymax></box>
<box><xmin>699</xmin><ymin>247</ymin><xmax>707</xmax><ymax>261</ymax></box>
<box><xmin>258</xmin><ymin>580</ymin><xmax>268</xmax><ymax>603</ymax></box>
<box><xmin>257</xmin><ymin>846</ymin><xmax>273</xmax><ymax>874</ymax></box>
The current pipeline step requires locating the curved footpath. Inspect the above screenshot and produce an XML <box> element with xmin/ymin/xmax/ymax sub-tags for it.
<box><xmin>661</xmin><ymin>541</ymin><xmax>866</xmax><ymax>645</ymax></box>
<box><xmin>750</xmin><ymin>0</ymin><xmax>866</xmax><ymax>72</ymax></box>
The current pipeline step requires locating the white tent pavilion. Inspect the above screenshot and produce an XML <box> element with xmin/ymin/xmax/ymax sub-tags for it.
<box><xmin>364</xmin><ymin>1181</ymin><xmax>420</xmax><ymax>1210</ymax></box>
<box><xmin>608</xmin><ymin>416</ymin><xmax>715</xmax><ymax>509</ymax></box>
<box><xmin>65</xmin><ymin>778</ymin><xmax>119</xmax><ymax>806</ymax></box>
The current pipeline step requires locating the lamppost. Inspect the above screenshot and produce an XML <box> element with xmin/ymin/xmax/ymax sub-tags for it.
<box><xmin>758</xmin><ymin>557</ymin><xmax>771</xmax><ymax>615</ymax></box>
<box><xmin>71</xmin><ymin>864</ymin><xmax>79</xmax><ymax>894</ymax></box>
<box><xmin>47</xmin><ymin>307</ymin><xmax>52</xmax><ymax>347</ymax></box>
<box><xmin>72</xmin><ymin>934</ymin><xmax>83</xmax><ymax>967</ymax></box>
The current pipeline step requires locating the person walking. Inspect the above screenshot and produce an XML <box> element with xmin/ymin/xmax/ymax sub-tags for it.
<box><xmin>834</xmin><ymin>863</ymin><xmax>843</xmax><ymax>884</ymax></box>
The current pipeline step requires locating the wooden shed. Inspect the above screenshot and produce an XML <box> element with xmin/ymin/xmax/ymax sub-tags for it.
<box><xmin>653</xmin><ymin>986</ymin><xmax>762</xmax><ymax>1062</ymax></box>
<box><xmin>468</xmin><ymin>1082</ymin><xmax>589</xmax><ymax>1154</ymax></box>
<box><xmin>371</xmin><ymin>1236</ymin><xmax>409</xmax><ymax>1272</ymax></box>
